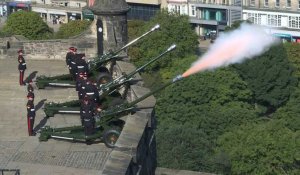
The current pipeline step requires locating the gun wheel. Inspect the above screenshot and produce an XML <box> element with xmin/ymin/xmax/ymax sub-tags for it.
<box><xmin>103</xmin><ymin>129</ymin><xmax>120</xmax><ymax>148</ymax></box>
<box><xmin>97</xmin><ymin>72</ymin><xmax>112</xmax><ymax>86</ymax></box>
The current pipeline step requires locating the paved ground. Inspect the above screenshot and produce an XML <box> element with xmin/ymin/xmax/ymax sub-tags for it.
<box><xmin>0</xmin><ymin>58</ymin><xmax>112</xmax><ymax>175</ymax></box>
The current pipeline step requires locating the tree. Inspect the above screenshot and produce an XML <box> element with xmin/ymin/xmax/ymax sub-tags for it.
<box><xmin>272</xmin><ymin>84</ymin><xmax>300</xmax><ymax>132</ymax></box>
<box><xmin>3</xmin><ymin>11</ymin><xmax>53</xmax><ymax>40</ymax></box>
<box><xmin>216</xmin><ymin>120</ymin><xmax>300</xmax><ymax>175</ymax></box>
<box><xmin>233</xmin><ymin>44</ymin><xmax>298</xmax><ymax>114</ymax></box>
<box><xmin>129</xmin><ymin>10</ymin><xmax>199</xmax><ymax>72</ymax></box>
<box><xmin>156</xmin><ymin>68</ymin><xmax>258</xmax><ymax>172</ymax></box>
<box><xmin>127</xmin><ymin>20</ymin><xmax>145</xmax><ymax>41</ymax></box>
<box><xmin>156</xmin><ymin>123</ymin><xmax>214</xmax><ymax>171</ymax></box>
<box><xmin>284</xmin><ymin>42</ymin><xmax>300</xmax><ymax>78</ymax></box>
<box><xmin>54</xmin><ymin>20</ymin><xmax>92</xmax><ymax>39</ymax></box>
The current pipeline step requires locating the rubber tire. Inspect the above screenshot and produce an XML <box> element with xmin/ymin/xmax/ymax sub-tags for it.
<box><xmin>97</xmin><ymin>72</ymin><xmax>112</xmax><ymax>86</ymax></box>
<box><xmin>103</xmin><ymin>129</ymin><xmax>120</xmax><ymax>148</ymax></box>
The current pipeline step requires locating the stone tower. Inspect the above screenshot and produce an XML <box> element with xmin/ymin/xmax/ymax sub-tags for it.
<box><xmin>89</xmin><ymin>0</ymin><xmax>129</xmax><ymax>56</ymax></box>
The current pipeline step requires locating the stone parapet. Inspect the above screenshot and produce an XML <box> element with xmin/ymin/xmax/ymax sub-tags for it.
<box><xmin>0</xmin><ymin>36</ymin><xmax>97</xmax><ymax>60</ymax></box>
<box><xmin>101</xmin><ymin>61</ymin><xmax>157</xmax><ymax>175</ymax></box>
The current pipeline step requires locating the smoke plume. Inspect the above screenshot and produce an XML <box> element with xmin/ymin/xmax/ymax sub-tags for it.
<box><xmin>182</xmin><ymin>23</ymin><xmax>279</xmax><ymax>77</ymax></box>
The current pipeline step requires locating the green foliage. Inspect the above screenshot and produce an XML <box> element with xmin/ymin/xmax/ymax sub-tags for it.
<box><xmin>216</xmin><ymin>120</ymin><xmax>300</xmax><ymax>175</ymax></box>
<box><xmin>129</xmin><ymin>10</ymin><xmax>199</xmax><ymax>72</ymax></box>
<box><xmin>272</xmin><ymin>84</ymin><xmax>300</xmax><ymax>131</ymax></box>
<box><xmin>156</xmin><ymin>68</ymin><xmax>258</xmax><ymax>172</ymax></box>
<box><xmin>284</xmin><ymin>42</ymin><xmax>300</xmax><ymax>78</ymax></box>
<box><xmin>3</xmin><ymin>11</ymin><xmax>53</xmax><ymax>39</ymax></box>
<box><xmin>233</xmin><ymin>44</ymin><xmax>298</xmax><ymax>112</ymax></box>
<box><xmin>156</xmin><ymin>124</ymin><xmax>214</xmax><ymax>171</ymax></box>
<box><xmin>127</xmin><ymin>20</ymin><xmax>145</xmax><ymax>41</ymax></box>
<box><xmin>0</xmin><ymin>30</ymin><xmax>11</xmax><ymax>37</ymax></box>
<box><xmin>54</xmin><ymin>20</ymin><xmax>92</xmax><ymax>39</ymax></box>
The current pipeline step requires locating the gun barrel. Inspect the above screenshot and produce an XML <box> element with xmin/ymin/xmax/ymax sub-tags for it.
<box><xmin>100</xmin><ymin>44</ymin><xmax>176</xmax><ymax>94</ymax></box>
<box><xmin>91</xmin><ymin>24</ymin><xmax>160</xmax><ymax>67</ymax></box>
<box><xmin>127</xmin><ymin>74</ymin><xmax>184</xmax><ymax>107</ymax></box>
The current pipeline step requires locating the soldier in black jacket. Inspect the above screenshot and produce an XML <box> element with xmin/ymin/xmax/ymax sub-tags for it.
<box><xmin>69</xmin><ymin>47</ymin><xmax>77</xmax><ymax>80</ymax></box>
<box><xmin>26</xmin><ymin>97</ymin><xmax>35</xmax><ymax>136</ymax></box>
<box><xmin>78</xmin><ymin>72</ymin><xmax>88</xmax><ymax>100</ymax></box>
<box><xmin>80</xmin><ymin>97</ymin><xmax>96</xmax><ymax>136</ymax></box>
<box><xmin>66</xmin><ymin>47</ymin><xmax>75</xmax><ymax>75</ymax></box>
<box><xmin>18</xmin><ymin>49</ymin><xmax>27</xmax><ymax>86</ymax></box>
<box><xmin>75</xmin><ymin>53</ymin><xmax>89</xmax><ymax>74</ymax></box>
<box><xmin>83</xmin><ymin>80</ymin><xmax>99</xmax><ymax>104</ymax></box>
<box><xmin>27</xmin><ymin>81</ymin><xmax>34</xmax><ymax>102</ymax></box>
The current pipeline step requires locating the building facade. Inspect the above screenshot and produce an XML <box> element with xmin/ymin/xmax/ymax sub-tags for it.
<box><xmin>126</xmin><ymin>0</ymin><xmax>165</xmax><ymax>20</ymax></box>
<box><xmin>31</xmin><ymin>0</ymin><xmax>86</xmax><ymax>23</ymax></box>
<box><xmin>242</xmin><ymin>0</ymin><xmax>300</xmax><ymax>42</ymax></box>
<box><xmin>166</xmin><ymin>0</ymin><xmax>242</xmax><ymax>36</ymax></box>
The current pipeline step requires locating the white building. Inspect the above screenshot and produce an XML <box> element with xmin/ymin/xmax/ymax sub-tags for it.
<box><xmin>166</xmin><ymin>0</ymin><xmax>242</xmax><ymax>36</ymax></box>
<box><xmin>31</xmin><ymin>0</ymin><xmax>87</xmax><ymax>23</ymax></box>
<box><xmin>242</xmin><ymin>0</ymin><xmax>300</xmax><ymax>41</ymax></box>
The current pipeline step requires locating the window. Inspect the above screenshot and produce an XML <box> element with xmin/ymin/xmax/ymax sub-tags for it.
<box><xmin>247</xmin><ymin>13</ymin><xmax>262</xmax><ymax>25</ymax></box>
<box><xmin>287</xmin><ymin>0</ymin><xmax>291</xmax><ymax>7</ymax></box>
<box><xmin>250</xmin><ymin>0</ymin><xmax>255</xmax><ymax>6</ymax></box>
<box><xmin>276</xmin><ymin>0</ymin><xmax>280</xmax><ymax>6</ymax></box>
<box><xmin>191</xmin><ymin>6</ymin><xmax>195</xmax><ymax>16</ymax></box>
<box><xmin>264</xmin><ymin>0</ymin><xmax>269</xmax><ymax>6</ymax></box>
<box><xmin>289</xmin><ymin>16</ymin><xmax>300</xmax><ymax>29</ymax></box>
<box><xmin>76</xmin><ymin>3</ymin><xmax>81</xmax><ymax>7</ymax></box>
<box><xmin>299</xmin><ymin>0</ymin><xmax>300</xmax><ymax>8</ymax></box>
<box><xmin>267</xmin><ymin>14</ymin><xmax>281</xmax><ymax>27</ymax></box>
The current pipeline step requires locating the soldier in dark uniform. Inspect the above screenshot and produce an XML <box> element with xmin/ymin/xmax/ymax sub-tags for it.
<box><xmin>75</xmin><ymin>53</ymin><xmax>89</xmax><ymax>74</ymax></box>
<box><xmin>26</xmin><ymin>95</ymin><xmax>35</xmax><ymax>136</ymax></box>
<box><xmin>27</xmin><ymin>81</ymin><xmax>34</xmax><ymax>102</ymax></box>
<box><xmin>78</xmin><ymin>72</ymin><xmax>88</xmax><ymax>100</ymax></box>
<box><xmin>80</xmin><ymin>97</ymin><xmax>96</xmax><ymax>136</ymax></box>
<box><xmin>17</xmin><ymin>49</ymin><xmax>27</xmax><ymax>86</ymax></box>
<box><xmin>83</xmin><ymin>79</ymin><xmax>99</xmax><ymax>104</ymax></box>
<box><xmin>69</xmin><ymin>47</ymin><xmax>78</xmax><ymax>80</ymax></box>
<box><xmin>66</xmin><ymin>47</ymin><xmax>75</xmax><ymax>75</ymax></box>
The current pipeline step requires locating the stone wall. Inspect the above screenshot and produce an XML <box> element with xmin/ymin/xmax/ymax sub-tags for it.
<box><xmin>0</xmin><ymin>36</ymin><xmax>98</xmax><ymax>60</ymax></box>
<box><xmin>101</xmin><ymin>61</ymin><xmax>157</xmax><ymax>175</ymax></box>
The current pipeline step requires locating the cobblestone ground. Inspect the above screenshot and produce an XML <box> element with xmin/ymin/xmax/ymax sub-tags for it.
<box><xmin>0</xmin><ymin>59</ymin><xmax>112</xmax><ymax>175</ymax></box>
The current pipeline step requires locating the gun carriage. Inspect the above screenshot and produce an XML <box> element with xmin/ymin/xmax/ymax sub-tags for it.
<box><xmin>35</xmin><ymin>24</ymin><xmax>160</xmax><ymax>89</ymax></box>
<box><xmin>39</xmin><ymin>74</ymin><xmax>183</xmax><ymax>148</ymax></box>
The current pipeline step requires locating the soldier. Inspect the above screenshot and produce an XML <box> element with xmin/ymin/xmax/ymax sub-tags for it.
<box><xmin>26</xmin><ymin>96</ymin><xmax>35</xmax><ymax>136</ymax></box>
<box><xmin>17</xmin><ymin>49</ymin><xmax>27</xmax><ymax>86</ymax></box>
<box><xmin>83</xmin><ymin>79</ymin><xmax>99</xmax><ymax>104</ymax></box>
<box><xmin>69</xmin><ymin>47</ymin><xmax>78</xmax><ymax>80</ymax></box>
<box><xmin>75</xmin><ymin>53</ymin><xmax>89</xmax><ymax>74</ymax></box>
<box><xmin>78</xmin><ymin>72</ymin><xmax>88</xmax><ymax>100</ymax></box>
<box><xmin>66</xmin><ymin>47</ymin><xmax>75</xmax><ymax>75</ymax></box>
<box><xmin>27</xmin><ymin>81</ymin><xmax>34</xmax><ymax>102</ymax></box>
<box><xmin>80</xmin><ymin>96</ymin><xmax>96</xmax><ymax>133</ymax></box>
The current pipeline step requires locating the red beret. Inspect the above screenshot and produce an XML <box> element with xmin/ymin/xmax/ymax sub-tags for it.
<box><xmin>17</xmin><ymin>49</ymin><xmax>23</xmax><ymax>53</ymax></box>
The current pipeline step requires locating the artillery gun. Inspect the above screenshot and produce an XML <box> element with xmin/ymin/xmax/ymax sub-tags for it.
<box><xmin>39</xmin><ymin>74</ymin><xmax>184</xmax><ymax>148</ymax></box>
<box><xmin>43</xmin><ymin>44</ymin><xmax>177</xmax><ymax>117</ymax></box>
<box><xmin>35</xmin><ymin>24</ymin><xmax>160</xmax><ymax>89</ymax></box>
